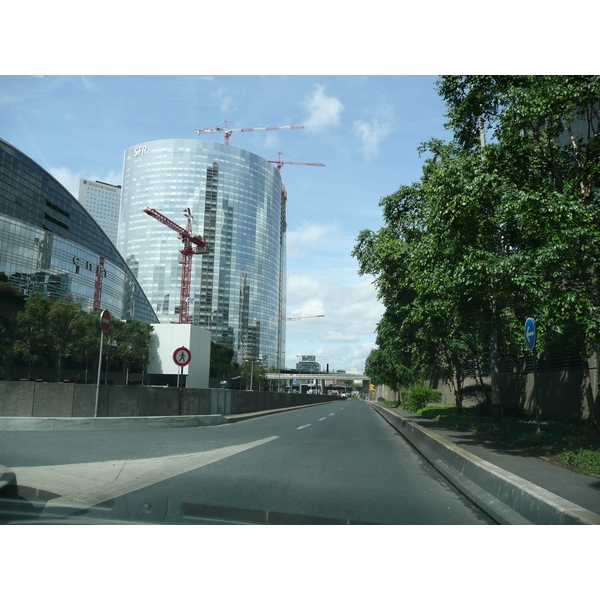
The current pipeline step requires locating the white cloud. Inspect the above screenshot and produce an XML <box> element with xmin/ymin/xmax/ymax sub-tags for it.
<box><xmin>301</xmin><ymin>84</ymin><xmax>344</xmax><ymax>133</ymax></box>
<box><xmin>352</xmin><ymin>102</ymin><xmax>396</xmax><ymax>160</ymax></box>
<box><xmin>49</xmin><ymin>166</ymin><xmax>121</xmax><ymax>198</ymax></box>
<box><xmin>211</xmin><ymin>87</ymin><xmax>235</xmax><ymax>112</ymax></box>
<box><xmin>286</xmin><ymin>221</ymin><xmax>340</xmax><ymax>259</ymax></box>
<box><xmin>285</xmin><ymin>273</ymin><xmax>383</xmax><ymax>370</ymax></box>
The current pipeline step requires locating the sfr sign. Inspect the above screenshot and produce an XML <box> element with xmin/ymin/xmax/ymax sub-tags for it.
<box><xmin>134</xmin><ymin>146</ymin><xmax>148</xmax><ymax>157</ymax></box>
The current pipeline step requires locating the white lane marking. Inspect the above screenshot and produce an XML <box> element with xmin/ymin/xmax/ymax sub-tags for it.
<box><xmin>329</xmin><ymin>413</ymin><xmax>335</xmax><ymax>416</ymax></box>
<box><xmin>296</xmin><ymin>424</ymin><xmax>311</xmax><ymax>430</ymax></box>
<box><xmin>318</xmin><ymin>417</ymin><xmax>327</xmax><ymax>421</ymax></box>
<box><xmin>12</xmin><ymin>436</ymin><xmax>279</xmax><ymax>510</ymax></box>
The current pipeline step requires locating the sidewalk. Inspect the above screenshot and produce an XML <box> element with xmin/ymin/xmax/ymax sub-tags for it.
<box><xmin>371</xmin><ymin>402</ymin><xmax>600</xmax><ymax>524</ymax></box>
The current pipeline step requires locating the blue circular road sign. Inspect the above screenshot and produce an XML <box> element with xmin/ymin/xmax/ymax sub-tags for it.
<box><xmin>525</xmin><ymin>318</ymin><xmax>536</xmax><ymax>351</ymax></box>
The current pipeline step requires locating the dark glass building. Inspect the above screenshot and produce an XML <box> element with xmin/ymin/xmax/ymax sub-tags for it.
<box><xmin>0</xmin><ymin>137</ymin><xmax>158</xmax><ymax>324</ymax></box>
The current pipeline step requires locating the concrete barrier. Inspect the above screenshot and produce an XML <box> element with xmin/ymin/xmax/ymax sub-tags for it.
<box><xmin>372</xmin><ymin>403</ymin><xmax>600</xmax><ymax>525</ymax></box>
<box><xmin>0</xmin><ymin>381</ymin><xmax>334</xmax><ymax>419</ymax></box>
<box><xmin>0</xmin><ymin>415</ymin><xmax>226</xmax><ymax>430</ymax></box>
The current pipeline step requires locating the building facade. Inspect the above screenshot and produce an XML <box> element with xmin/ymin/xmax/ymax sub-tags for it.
<box><xmin>0</xmin><ymin>137</ymin><xmax>158</xmax><ymax>324</ymax></box>
<box><xmin>296</xmin><ymin>355</ymin><xmax>321</xmax><ymax>372</ymax></box>
<box><xmin>78</xmin><ymin>179</ymin><xmax>121</xmax><ymax>246</ymax></box>
<box><xmin>118</xmin><ymin>139</ymin><xmax>286</xmax><ymax>369</ymax></box>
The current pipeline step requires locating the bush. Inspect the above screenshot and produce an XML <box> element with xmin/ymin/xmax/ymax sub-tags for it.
<box><xmin>461</xmin><ymin>383</ymin><xmax>491</xmax><ymax>405</ymax></box>
<box><xmin>402</xmin><ymin>385</ymin><xmax>442</xmax><ymax>413</ymax></box>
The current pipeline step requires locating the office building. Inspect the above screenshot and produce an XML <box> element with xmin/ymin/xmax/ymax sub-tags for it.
<box><xmin>78</xmin><ymin>179</ymin><xmax>121</xmax><ymax>246</ymax></box>
<box><xmin>296</xmin><ymin>355</ymin><xmax>321</xmax><ymax>372</ymax></box>
<box><xmin>118</xmin><ymin>139</ymin><xmax>286</xmax><ymax>368</ymax></box>
<box><xmin>0</xmin><ymin>137</ymin><xmax>157</xmax><ymax>324</ymax></box>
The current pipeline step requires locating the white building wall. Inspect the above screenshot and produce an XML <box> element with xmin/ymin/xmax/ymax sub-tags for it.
<box><xmin>148</xmin><ymin>324</ymin><xmax>210</xmax><ymax>388</ymax></box>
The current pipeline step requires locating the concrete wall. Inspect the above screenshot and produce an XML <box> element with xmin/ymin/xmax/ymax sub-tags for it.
<box><xmin>372</xmin><ymin>367</ymin><xmax>590</xmax><ymax>419</ymax></box>
<box><xmin>0</xmin><ymin>381</ymin><xmax>331</xmax><ymax>418</ymax></box>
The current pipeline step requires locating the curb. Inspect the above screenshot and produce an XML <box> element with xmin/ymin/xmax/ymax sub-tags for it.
<box><xmin>371</xmin><ymin>403</ymin><xmax>600</xmax><ymax>525</ymax></box>
<box><xmin>0</xmin><ymin>415</ymin><xmax>226</xmax><ymax>430</ymax></box>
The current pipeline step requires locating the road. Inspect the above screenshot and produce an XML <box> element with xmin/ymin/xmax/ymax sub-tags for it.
<box><xmin>0</xmin><ymin>400</ymin><xmax>495</xmax><ymax>524</ymax></box>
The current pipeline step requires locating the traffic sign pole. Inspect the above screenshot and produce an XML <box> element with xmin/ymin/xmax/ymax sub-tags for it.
<box><xmin>525</xmin><ymin>318</ymin><xmax>541</xmax><ymax>433</ymax></box>
<box><xmin>173</xmin><ymin>347</ymin><xmax>192</xmax><ymax>416</ymax></box>
<box><xmin>95</xmin><ymin>310</ymin><xmax>111</xmax><ymax>418</ymax></box>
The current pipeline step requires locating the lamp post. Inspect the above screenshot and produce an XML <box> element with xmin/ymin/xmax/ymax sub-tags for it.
<box><xmin>245</xmin><ymin>359</ymin><xmax>261</xmax><ymax>391</ymax></box>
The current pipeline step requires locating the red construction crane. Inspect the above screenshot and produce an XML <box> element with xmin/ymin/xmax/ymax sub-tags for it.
<box><xmin>286</xmin><ymin>315</ymin><xmax>325</xmax><ymax>321</ymax></box>
<box><xmin>93</xmin><ymin>256</ymin><xmax>105</xmax><ymax>312</ymax></box>
<box><xmin>143</xmin><ymin>207</ymin><xmax>208</xmax><ymax>325</ymax></box>
<box><xmin>268</xmin><ymin>152</ymin><xmax>326</xmax><ymax>171</ymax></box>
<box><xmin>196</xmin><ymin>121</ymin><xmax>305</xmax><ymax>145</ymax></box>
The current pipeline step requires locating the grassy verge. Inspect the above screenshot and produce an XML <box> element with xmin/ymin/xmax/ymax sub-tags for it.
<box><xmin>416</xmin><ymin>405</ymin><xmax>600</xmax><ymax>477</ymax></box>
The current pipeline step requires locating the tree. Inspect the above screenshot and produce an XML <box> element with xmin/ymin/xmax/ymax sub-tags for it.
<box><xmin>356</xmin><ymin>76</ymin><xmax>600</xmax><ymax>429</ymax></box>
<box><xmin>437</xmin><ymin>75</ymin><xmax>600</xmax><ymax>430</ymax></box>
<box><xmin>354</xmin><ymin>140</ymin><xmax>529</xmax><ymax>413</ymax></box>
<box><xmin>70</xmin><ymin>310</ymin><xmax>101</xmax><ymax>383</ymax></box>
<box><xmin>117</xmin><ymin>320</ymin><xmax>153</xmax><ymax>385</ymax></box>
<box><xmin>102</xmin><ymin>318</ymin><xmax>124</xmax><ymax>384</ymax></box>
<box><xmin>12</xmin><ymin>294</ymin><xmax>51</xmax><ymax>380</ymax></box>
<box><xmin>209</xmin><ymin>342</ymin><xmax>238</xmax><ymax>380</ymax></box>
<box><xmin>240</xmin><ymin>360</ymin><xmax>266</xmax><ymax>391</ymax></box>
<box><xmin>47</xmin><ymin>295</ymin><xmax>83</xmax><ymax>381</ymax></box>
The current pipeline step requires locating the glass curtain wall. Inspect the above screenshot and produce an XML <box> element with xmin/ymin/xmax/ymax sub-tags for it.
<box><xmin>118</xmin><ymin>139</ymin><xmax>286</xmax><ymax>369</ymax></box>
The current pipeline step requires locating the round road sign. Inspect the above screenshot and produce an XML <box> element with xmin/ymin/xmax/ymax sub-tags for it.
<box><xmin>173</xmin><ymin>346</ymin><xmax>192</xmax><ymax>367</ymax></box>
<box><xmin>100</xmin><ymin>309</ymin><xmax>111</xmax><ymax>332</ymax></box>
<box><xmin>524</xmin><ymin>317</ymin><xmax>536</xmax><ymax>351</ymax></box>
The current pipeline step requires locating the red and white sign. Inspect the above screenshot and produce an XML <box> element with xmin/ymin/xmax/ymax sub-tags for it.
<box><xmin>100</xmin><ymin>309</ymin><xmax>111</xmax><ymax>332</ymax></box>
<box><xmin>173</xmin><ymin>346</ymin><xmax>192</xmax><ymax>367</ymax></box>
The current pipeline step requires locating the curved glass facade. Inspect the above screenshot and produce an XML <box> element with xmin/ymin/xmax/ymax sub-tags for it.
<box><xmin>119</xmin><ymin>139</ymin><xmax>286</xmax><ymax>368</ymax></box>
<box><xmin>0</xmin><ymin>138</ymin><xmax>158</xmax><ymax>324</ymax></box>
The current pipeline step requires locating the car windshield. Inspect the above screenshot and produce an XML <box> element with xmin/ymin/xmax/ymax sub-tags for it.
<box><xmin>3</xmin><ymin>72</ymin><xmax>600</xmax><ymax>565</ymax></box>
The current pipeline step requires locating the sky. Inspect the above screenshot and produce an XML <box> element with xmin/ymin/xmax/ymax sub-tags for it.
<box><xmin>0</xmin><ymin>74</ymin><xmax>455</xmax><ymax>371</ymax></box>
<box><xmin>2</xmin><ymin>6</ymin><xmax>593</xmax><ymax>373</ymax></box>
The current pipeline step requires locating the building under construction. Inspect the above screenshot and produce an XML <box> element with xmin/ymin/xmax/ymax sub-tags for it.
<box><xmin>118</xmin><ymin>138</ymin><xmax>288</xmax><ymax>369</ymax></box>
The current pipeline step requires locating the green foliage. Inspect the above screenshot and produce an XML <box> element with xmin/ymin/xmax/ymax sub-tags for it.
<box><xmin>240</xmin><ymin>360</ymin><xmax>266</xmax><ymax>391</ymax></box>
<box><xmin>4</xmin><ymin>293</ymin><xmax>153</xmax><ymax>382</ymax></box>
<box><xmin>460</xmin><ymin>383</ymin><xmax>491</xmax><ymax>405</ymax></box>
<box><xmin>354</xmin><ymin>76</ymin><xmax>600</xmax><ymax>431</ymax></box>
<box><xmin>402</xmin><ymin>385</ymin><xmax>442</xmax><ymax>413</ymax></box>
<box><xmin>419</xmin><ymin>405</ymin><xmax>600</xmax><ymax>475</ymax></box>
<box><xmin>210</xmin><ymin>342</ymin><xmax>238</xmax><ymax>379</ymax></box>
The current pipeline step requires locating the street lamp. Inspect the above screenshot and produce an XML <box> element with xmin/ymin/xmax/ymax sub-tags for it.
<box><xmin>245</xmin><ymin>359</ymin><xmax>261</xmax><ymax>391</ymax></box>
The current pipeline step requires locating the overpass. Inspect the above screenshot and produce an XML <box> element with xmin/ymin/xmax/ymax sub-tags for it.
<box><xmin>265</xmin><ymin>372</ymin><xmax>370</xmax><ymax>382</ymax></box>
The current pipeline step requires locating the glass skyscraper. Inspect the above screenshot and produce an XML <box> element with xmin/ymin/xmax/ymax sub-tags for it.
<box><xmin>0</xmin><ymin>137</ymin><xmax>158</xmax><ymax>324</ymax></box>
<box><xmin>118</xmin><ymin>139</ymin><xmax>286</xmax><ymax>369</ymax></box>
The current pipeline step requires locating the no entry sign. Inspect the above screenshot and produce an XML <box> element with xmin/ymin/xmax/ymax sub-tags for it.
<box><xmin>173</xmin><ymin>346</ymin><xmax>192</xmax><ymax>367</ymax></box>
<box><xmin>100</xmin><ymin>309</ymin><xmax>111</xmax><ymax>332</ymax></box>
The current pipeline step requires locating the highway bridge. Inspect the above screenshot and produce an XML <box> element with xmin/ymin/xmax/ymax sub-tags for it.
<box><xmin>265</xmin><ymin>372</ymin><xmax>370</xmax><ymax>382</ymax></box>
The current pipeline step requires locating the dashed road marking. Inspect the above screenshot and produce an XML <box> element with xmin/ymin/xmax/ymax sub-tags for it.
<box><xmin>296</xmin><ymin>424</ymin><xmax>311</xmax><ymax>430</ymax></box>
<box><xmin>318</xmin><ymin>417</ymin><xmax>327</xmax><ymax>421</ymax></box>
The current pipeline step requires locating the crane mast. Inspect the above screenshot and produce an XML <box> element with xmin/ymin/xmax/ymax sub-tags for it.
<box><xmin>143</xmin><ymin>207</ymin><xmax>208</xmax><ymax>324</ymax></box>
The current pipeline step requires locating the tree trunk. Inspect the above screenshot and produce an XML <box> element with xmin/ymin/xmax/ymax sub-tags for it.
<box><xmin>489</xmin><ymin>301</ymin><xmax>502</xmax><ymax>421</ymax></box>
<box><xmin>454</xmin><ymin>367</ymin><xmax>464</xmax><ymax>414</ymax></box>
<box><xmin>581</xmin><ymin>342</ymin><xmax>600</xmax><ymax>434</ymax></box>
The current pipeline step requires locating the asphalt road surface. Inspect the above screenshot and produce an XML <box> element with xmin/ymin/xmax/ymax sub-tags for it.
<box><xmin>0</xmin><ymin>400</ymin><xmax>495</xmax><ymax>524</ymax></box>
